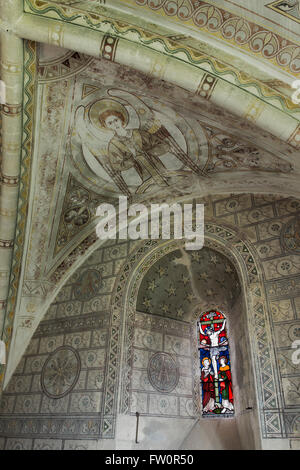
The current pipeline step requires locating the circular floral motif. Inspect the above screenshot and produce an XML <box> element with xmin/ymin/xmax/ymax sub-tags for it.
<box><xmin>41</xmin><ymin>346</ymin><xmax>81</xmax><ymax>399</ymax></box>
<box><xmin>248</xmin><ymin>210</ymin><xmax>262</xmax><ymax>222</ymax></box>
<box><xmin>289</xmin><ymin>324</ymin><xmax>300</xmax><ymax>341</ymax></box>
<box><xmin>86</xmin><ymin>351</ymin><xmax>97</xmax><ymax>366</ymax></box>
<box><xmin>147</xmin><ymin>352</ymin><xmax>179</xmax><ymax>393</ymax></box>
<box><xmin>158</xmin><ymin>397</ymin><xmax>170</xmax><ymax>413</ymax></box>
<box><xmin>281</xmin><ymin>218</ymin><xmax>300</xmax><ymax>254</ymax></box>
<box><xmin>225</xmin><ymin>199</ymin><xmax>239</xmax><ymax>212</ymax></box>
<box><xmin>281</xmin><ymin>261</ymin><xmax>291</xmax><ymax>271</ymax></box>
<box><xmin>259</xmin><ymin>245</ymin><xmax>269</xmax><ymax>256</ymax></box>
<box><xmin>143</xmin><ymin>333</ymin><xmax>155</xmax><ymax>349</ymax></box>
<box><xmin>23</xmin><ymin>398</ymin><xmax>33</xmax><ymax>410</ymax></box>
<box><xmin>277</xmin><ymin>260</ymin><xmax>292</xmax><ymax>276</ymax></box>
<box><xmin>73</xmin><ymin>269</ymin><xmax>103</xmax><ymax>301</ymax></box>
<box><xmin>78</xmin><ymin>394</ymin><xmax>93</xmax><ymax>412</ymax></box>
<box><xmin>269</xmin><ymin>223</ymin><xmax>281</xmax><ymax>235</ymax></box>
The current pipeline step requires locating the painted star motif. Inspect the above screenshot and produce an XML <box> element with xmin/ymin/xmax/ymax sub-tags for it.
<box><xmin>191</xmin><ymin>252</ymin><xmax>201</xmax><ymax>262</ymax></box>
<box><xmin>199</xmin><ymin>272</ymin><xmax>209</xmax><ymax>281</ymax></box>
<box><xmin>166</xmin><ymin>284</ymin><xmax>176</xmax><ymax>297</ymax></box>
<box><xmin>157</xmin><ymin>266</ymin><xmax>167</xmax><ymax>277</ymax></box>
<box><xmin>148</xmin><ymin>279</ymin><xmax>157</xmax><ymax>292</ymax></box>
<box><xmin>225</xmin><ymin>264</ymin><xmax>233</xmax><ymax>273</ymax></box>
<box><xmin>181</xmin><ymin>274</ymin><xmax>190</xmax><ymax>286</ymax></box>
<box><xmin>177</xmin><ymin>307</ymin><xmax>184</xmax><ymax>318</ymax></box>
<box><xmin>161</xmin><ymin>303</ymin><xmax>170</xmax><ymax>314</ymax></box>
<box><xmin>142</xmin><ymin>298</ymin><xmax>152</xmax><ymax>309</ymax></box>
<box><xmin>210</xmin><ymin>255</ymin><xmax>218</xmax><ymax>265</ymax></box>
<box><xmin>206</xmin><ymin>289</ymin><xmax>215</xmax><ymax>296</ymax></box>
<box><xmin>186</xmin><ymin>292</ymin><xmax>196</xmax><ymax>303</ymax></box>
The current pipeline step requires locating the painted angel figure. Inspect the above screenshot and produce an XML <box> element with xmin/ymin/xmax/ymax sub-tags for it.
<box><xmin>73</xmin><ymin>98</ymin><xmax>205</xmax><ymax>197</ymax></box>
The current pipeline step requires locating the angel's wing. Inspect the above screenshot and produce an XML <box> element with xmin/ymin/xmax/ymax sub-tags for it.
<box><xmin>71</xmin><ymin>106</ymin><xmax>131</xmax><ymax>197</ymax></box>
<box><xmin>152</xmin><ymin>122</ymin><xmax>207</xmax><ymax>177</ymax></box>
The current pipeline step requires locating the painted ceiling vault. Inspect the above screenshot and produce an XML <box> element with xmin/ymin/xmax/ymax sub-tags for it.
<box><xmin>0</xmin><ymin>0</ymin><xmax>300</xmax><ymax>450</ymax></box>
<box><xmin>136</xmin><ymin>247</ymin><xmax>241</xmax><ymax>320</ymax></box>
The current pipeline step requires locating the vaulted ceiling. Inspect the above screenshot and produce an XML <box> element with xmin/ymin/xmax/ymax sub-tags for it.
<box><xmin>0</xmin><ymin>0</ymin><xmax>299</xmax><ymax>388</ymax></box>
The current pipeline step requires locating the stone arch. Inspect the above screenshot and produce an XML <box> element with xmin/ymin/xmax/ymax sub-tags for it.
<box><xmin>107</xmin><ymin>220</ymin><xmax>281</xmax><ymax>444</ymax></box>
<box><xmin>17</xmin><ymin>1</ymin><xmax>300</xmax><ymax>146</ymax></box>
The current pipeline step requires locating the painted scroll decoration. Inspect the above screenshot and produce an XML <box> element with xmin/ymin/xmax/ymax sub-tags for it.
<box><xmin>198</xmin><ymin>310</ymin><xmax>234</xmax><ymax>416</ymax></box>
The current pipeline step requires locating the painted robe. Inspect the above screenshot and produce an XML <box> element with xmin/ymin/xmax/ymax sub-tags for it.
<box><xmin>108</xmin><ymin>128</ymin><xmax>170</xmax><ymax>187</ymax></box>
<box><xmin>201</xmin><ymin>366</ymin><xmax>215</xmax><ymax>412</ymax></box>
<box><xmin>219</xmin><ymin>365</ymin><xmax>233</xmax><ymax>403</ymax></box>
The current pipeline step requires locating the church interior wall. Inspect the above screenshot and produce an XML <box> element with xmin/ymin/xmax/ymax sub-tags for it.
<box><xmin>1</xmin><ymin>0</ymin><xmax>300</xmax><ymax>453</ymax></box>
<box><xmin>0</xmin><ymin>193</ymin><xmax>299</xmax><ymax>449</ymax></box>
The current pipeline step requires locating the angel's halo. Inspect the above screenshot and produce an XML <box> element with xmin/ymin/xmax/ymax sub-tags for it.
<box><xmin>88</xmin><ymin>98</ymin><xmax>129</xmax><ymax>130</ymax></box>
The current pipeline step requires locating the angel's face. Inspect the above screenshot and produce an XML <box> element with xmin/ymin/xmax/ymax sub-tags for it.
<box><xmin>105</xmin><ymin>114</ymin><xmax>124</xmax><ymax>132</ymax></box>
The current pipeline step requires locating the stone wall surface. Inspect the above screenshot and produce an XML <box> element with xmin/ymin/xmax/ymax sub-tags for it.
<box><xmin>0</xmin><ymin>194</ymin><xmax>299</xmax><ymax>449</ymax></box>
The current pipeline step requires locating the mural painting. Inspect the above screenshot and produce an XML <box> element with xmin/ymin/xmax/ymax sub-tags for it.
<box><xmin>72</xmin><ymin>90</ymin><xmax>206</xmax><ymax>198</ymax></box>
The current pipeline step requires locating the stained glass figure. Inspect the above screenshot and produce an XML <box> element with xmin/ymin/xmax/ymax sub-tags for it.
<box><xmin>197</xmin><ymin>310</ymin><xmax>234</xmax><ymax>416</ymax></box>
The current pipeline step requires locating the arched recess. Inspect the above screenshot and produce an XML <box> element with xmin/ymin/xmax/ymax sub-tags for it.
<box><xmin>0</xmin><ymin>214</ymin><xmax>287</xmax><ymax>446</ymax></box>
<box><xmin>107</xmin><ymin>221</ymin><xmax>283</xmax><ymax>447</ymax></box>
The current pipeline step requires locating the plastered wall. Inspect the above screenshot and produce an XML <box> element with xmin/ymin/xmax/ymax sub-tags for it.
<box><xmin>0</xmin><ymin>193</ymin><xmax>299</xmax><ymax>450</ymax></box>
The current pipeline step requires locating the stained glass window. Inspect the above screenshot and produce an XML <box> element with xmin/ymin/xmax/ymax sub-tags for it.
<box><xmin>197</xmin><ymin>310</ymin><xmax>234</xmax><ymax>416</ymax></box>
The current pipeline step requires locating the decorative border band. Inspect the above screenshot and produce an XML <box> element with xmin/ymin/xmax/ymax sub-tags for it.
<box><xmin>0</xmin><ymin>41</ymin><xmax>37</xmax><ymax>389</ymax></box>
<box><xmin>24</xmin><ymin>0</ymin><xmax>300</xmax><ymax>118</ymax></box>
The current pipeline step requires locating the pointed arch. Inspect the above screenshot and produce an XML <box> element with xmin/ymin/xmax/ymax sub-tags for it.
<box><xmin>111</xmin><ymin>221</ymin><xmax>283</xmax><ymax>442</ymax></box>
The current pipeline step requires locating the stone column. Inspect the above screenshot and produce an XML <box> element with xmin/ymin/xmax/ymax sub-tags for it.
<box><xmin>0</xmin><ymin>0</ymin><xmax>24</xmax><ymax>389</ymax></box>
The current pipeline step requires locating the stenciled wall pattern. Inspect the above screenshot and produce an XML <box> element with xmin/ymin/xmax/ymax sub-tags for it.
<box><xmin>130</xmin><ymin>311</ymin><xmax>194</xmax><ymax>419</ymax></box>
<box><xmin>0</xmin><ymin>193</ymin><xmax>300</xmax><ymax>449</ymax></box>
<box><xmin>0</xmin><ymin>238</ymin><xmax>130</xmax><ymax>450</ymax></box>
<box><xmin>6</xmin><ymin>37</ymin><xmax>300</xmax><ymax>393</ymax></box>
<box><xmin>212</xmin><ymin>194</ymin><xmax>300</xmax><ymax>440</ymax></box>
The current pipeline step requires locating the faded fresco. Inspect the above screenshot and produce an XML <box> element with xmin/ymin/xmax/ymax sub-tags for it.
<box><xmin>1</xmin><ymin>195</ymin><xmax>300</xmax><ymax>449</ymax></box>
<box><xmin>72</xmin><ymin>90</ymin><xmax>206</xmax><ymax>198</ymax></box>
<box><xmin>69</xmin><ymin>79</ymin><xmax>292</xmax><ymax>204</ymax></box>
